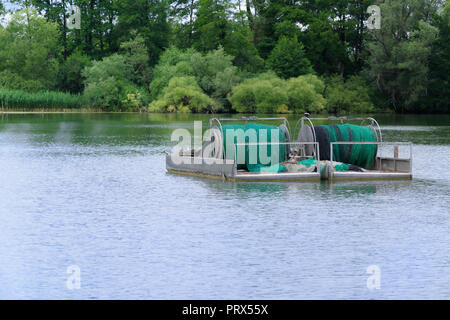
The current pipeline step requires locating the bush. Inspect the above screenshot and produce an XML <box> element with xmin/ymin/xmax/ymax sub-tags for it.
<box><xmin>82</xmin><ymin>54</ymin><xmax>143</xmax><ymax>111</ymax></box>
<box><xmin>228</xmin><ymin>73</ymin><xmax>288</xmax><ymax>113</ymax></box>
<box><xmin>84</xmin><ymin>76</ymin><xmax>122</xmax><ymax>111</ymax></box>
<box><xmin>228</xmin><ymin>72</ymin><xmax>326</xmax><ymax>114</ymax></box>
<box><xmin>149</xmin><ymin>46</ymin><xmax>240</xmax><ymax>111</ymax></box>
<box><xmin>324</xmin><ymin>75</ymin><xmax>374</xmax><ymax>114</ymax></box>
<box><xmin>121</xmin><ymin>85</ymin><xmax>150</xmax><ymax>111</ymax></box>
<box><xmin>149</xmin><ymin>60</ymin><xmax>195</xmax><ymax>100</ymax></box>
<box><xmin>286</xmin><ymin>76</ymin><xmax>326</xmax><ymax>113</ymax></box>
<box><xmin>0</xmin><ymin>70</ymin><xmax>47</xmax><ymax>92</ymax></box>
<box><xmin>190</xmin><ymin>47</ymin><xmax>240</xmax><ymax>109</ymax></box>
<box><xmin>148</xmin><ymin>76</ymin><xmax>216</xmax><ymax>113</ymax></box>
<box><xmin>60</xmin><ymin>50</ymin><xmax>92</xmax><ymax>93</ymax></box>
<box><xmin>149</xmin><ymin>47</ymin><xmax>197</xmax><ymax>99</ymax></box>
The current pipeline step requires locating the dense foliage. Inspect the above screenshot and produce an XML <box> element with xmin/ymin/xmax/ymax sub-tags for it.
<box><xmin>228</xmin><ymin>73</ymin><xmax>326</xmax><ymax>114</ymax></box>
<box><xmin>0</xmin><ymin>0</ymin><xmax>448</xmax><ymax>113</ymax></box>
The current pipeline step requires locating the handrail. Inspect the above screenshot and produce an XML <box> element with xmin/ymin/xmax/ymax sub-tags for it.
<box><xmin>329</xmin><ymin>141</ymin><xmax>413</xmax><ymax>173</ymax></box>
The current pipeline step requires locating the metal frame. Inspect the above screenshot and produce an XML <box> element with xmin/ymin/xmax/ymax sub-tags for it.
<box><xmin>295</xmin><ymin>116</ymin><xmax>383</xmax><ymax>144</ymax></box>
<box><xmin>329</xmin><ymin>141</ymin><xmax>413</xmax><ymax>174</ymax></box>
<box><xmin>209</xmin><ymin>116</ymin><xmax>289</xmax><ymax>140</ymax></box>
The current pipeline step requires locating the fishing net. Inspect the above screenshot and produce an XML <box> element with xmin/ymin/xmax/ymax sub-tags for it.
<box><xmin>222</xmin><ymin>123</ymin><xmax>287</xmax><ymax>173</ymax></box>
<box><xmin>314</xmin><ymin>124</ymin><xmax>377</xmax><ymax>169</ymax></box>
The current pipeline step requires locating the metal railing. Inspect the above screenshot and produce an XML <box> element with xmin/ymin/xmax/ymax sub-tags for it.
<box><xmin>329</xmin><ymin>141</ymin><xmax>412</xmax><ymax>173</ymax></box>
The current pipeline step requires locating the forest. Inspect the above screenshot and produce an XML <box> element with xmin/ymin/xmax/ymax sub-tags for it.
<box><xmin>0</xmin><ymin>0</ymin><xmax>448</xmax><ymax>113</ymax></box>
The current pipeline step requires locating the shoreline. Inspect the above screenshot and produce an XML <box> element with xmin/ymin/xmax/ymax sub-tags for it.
<box><xmin>1</xmin><ymin>110</ymin><xmax>145</xmax><ymax>114</ymax></box>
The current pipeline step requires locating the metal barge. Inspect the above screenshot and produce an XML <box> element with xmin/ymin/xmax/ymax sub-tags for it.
<box><xmin>165</xmin><ymin>116</ymin><xmax>412</xmax><ymax>182</ymax></box>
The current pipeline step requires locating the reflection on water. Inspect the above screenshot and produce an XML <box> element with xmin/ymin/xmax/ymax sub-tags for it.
<box><xmin>0</xmin><ymin>113</ymin><xmax>449</xmax><ymax>299</ymax></box>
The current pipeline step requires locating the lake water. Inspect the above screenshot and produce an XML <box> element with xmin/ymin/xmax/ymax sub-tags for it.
<box><xmin>0</xmin><ymin>113</ymin><xmax>449</xmax><ymax>299</ymax></box>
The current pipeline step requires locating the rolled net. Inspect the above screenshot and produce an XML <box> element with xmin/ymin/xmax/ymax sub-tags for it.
<box><xmin>314</xmin><ymin>124</ymin><xmax>377</xmax><ymax>169</ymax></box>
<box><xmin>222</xmin><ymin>123</ymin><xmax>287</xmax><ymax>173</ymax></box>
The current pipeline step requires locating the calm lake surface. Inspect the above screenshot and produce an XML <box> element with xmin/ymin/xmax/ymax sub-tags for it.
<box><xmin>0</xmin><ymin>113</ymin><xmax>449</xmax><ymax>299</ymax></box>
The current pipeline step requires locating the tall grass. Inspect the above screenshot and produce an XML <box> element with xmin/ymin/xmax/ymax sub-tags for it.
<box><xmin>0</xmin><ymin>88</ymin><xmax>86</xmax><ymax>110</ymax></box>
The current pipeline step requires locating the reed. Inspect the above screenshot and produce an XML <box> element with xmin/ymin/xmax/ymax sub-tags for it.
<box><xmin>0</xmin><ymin>88</ymin><xmax>86</xmax><ymax>110</ymax></box>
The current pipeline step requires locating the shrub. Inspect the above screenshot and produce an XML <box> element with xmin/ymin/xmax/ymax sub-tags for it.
<box><xmin>60</xmin><ymin>50</ymin><xmax>92</xmax><ymax>93</ymax></box>
<box><xmin>121</xmin><ymin>85</ymin><xmax>150</xmax><ymax>111</ymax></box>
<box><xmin>148</xmin><ymin>76</ymin><xmax>216</xmax><ymax>113</ymax></box>
<box><xmin>324</xmin><ymin>75</ymin><xmax>374</xmax><ymax>114</ymax></box>
<box><xmin>149</xmin><ymin>47</ymin><xmax>197</xmax><ymax>99</ymax></box>
<box><xmin>149</xmin><ymin>60</ymin><xmax>195</xmax><ymax>100</ymax></box>
<box><xmin>149</xmin><ymin>46</ymin><xmax>240</xmax><ymax>111</ymax></box>
<box><xmin>82</xmin><ymin>54</ymin><xmax>138</xmax><ymax>111</ymax></box>
<box><xmin>228</xmin><ymin>72</ymin><xmax>326</xmax><ymax>114</ymax></box>
<box><xmin>190</xmin><ymin>47</ymin><xmax>240</xmax><ymax>102</ymax></box>
<box><xmin>286</xmin><ymin>75</ymin><xmax>326</xmax><ymax>113</ymax></box>
<box><xmin>84</xmin><ymin>76</ymin><xmax>122</xmax><ymax>111</ymax></box>
<box><xmin>276</xmin><ymin>104</ymin><xmax>292</xmax><ymax>114</ymax></box>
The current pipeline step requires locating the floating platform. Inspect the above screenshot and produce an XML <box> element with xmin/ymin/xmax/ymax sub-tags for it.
<box><xmin>166</xmin><ymin>116</ymin><xmax>412</xmax><ymax>182</ymax></box>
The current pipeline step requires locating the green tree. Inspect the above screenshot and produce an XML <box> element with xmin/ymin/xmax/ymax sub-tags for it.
<box><xmin>82</xmin><ymin>54</ymin><xmax>134</xmax><ymax>110</ymax></box>
<box><xmin>149</xmin><ymin>76</ymin><xmax>216</xmax><ymax>113</ymax></box>
<box><xmin>424</xmin><ymin>1</ymin><xmax>450</xmax><ymax>113</ymax></box>
<box><xmin>192</xmin><ymin>0</ymin><xmax>229</xmax><ymax>52</ymax></box>
<box><xmin>286</xmin><ymin>74</ymin><xmax>326</xmax><ymax>113</ymax></box>
<box><xmin>324</xmin><ymin>75</ymin><xmax>374</xmax><ymax>114</ymax></box>
<box><xmin>266</xmin><ymin>36</ymin><xmax>314</xmax><ymax>78</ymax></box>
<box><xmin>228</xmin><ymin>72</ymin><xmax>326</xmax><ymax>114</ymax></box>
<box><xmin>190</xmin><ymin>46</ymin><xmax>240</xmax><ymax>109</ymax></box>
<box><xmin>60</xmin><ymin>50</ymin><xmax>92</xmax><ymax>93</ymax></box>
<box><xmin>149</xmin><ymin>46</ymin><xmax>197</xmax><ymax>99</ymax></box>
<box><xmin>115</xmin><ymin>0</ymin><xmax>169</xmax><ymax>65</ymax></box>
<box><xmin>149</xmin><ymin>46</ymin><xmax>240</xmax><ymax>111</ymax></box>
<box><xmin>364</xmin><ymin>0</ymin><xmax>439</xmax><ymax>111</ymax></box>
<box><xmin>120</xmin><ymin>31</ymin><xmax>152</xmax><ymax>87</ymax></box>
<box><xmin>170</xmin><ymin>0</ymin><xmax>197</xmax><ymax>48</ymax></box>
<box><xmin>0</xmin><ymin>8</ymin><xmax>61</xmax><ymax>91</ymax></box>
<box><xmin>222</xmin><ymin>22</ymin><xmax>265</xmax><ymax>73</ymax></box>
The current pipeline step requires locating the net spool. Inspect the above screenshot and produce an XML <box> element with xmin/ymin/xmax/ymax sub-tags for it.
<box><xmin>313</xmin><ymin>124</ymin><xmax>378</xmax><ymax>169</ymax></box>
<box><xmin>221</xmin><ymin>123</ymin><xmax>287</xmax><ymax>172</ymax></box>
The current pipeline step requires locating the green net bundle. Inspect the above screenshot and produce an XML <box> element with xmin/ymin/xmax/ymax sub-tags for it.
<box><xmin>222</xmin><ymin>123</ymin><xmax>287</xmax><ymax>173</ymax></box>
<box><xmin>314</xmin><ymin>124</ymin><xmax>377</xmax><ymax>169</ymax></box>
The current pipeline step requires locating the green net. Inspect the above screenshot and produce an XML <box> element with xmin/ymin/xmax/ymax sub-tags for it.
<box><xmin>334</xmin><ymin>163</ymin><xmax>350</xmax><ymax>171</ymax></box>
<box><xmin>315</xmin><ymin>124</ymin><xmax>377</xmax><ymax>169</ymax></box>
<box><xmin>222</xmin><ymin>123</ymin><xmax>287</xmax><ymax>173</ymax></box>
<box><xmin>298</xmin><ymin>157</ymin><xmax>318</xmax><ymax>168</ymax></box>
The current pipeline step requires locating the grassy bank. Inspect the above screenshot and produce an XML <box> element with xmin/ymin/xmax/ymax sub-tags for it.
<box><xmin>0</xmin><ymin>88</ymin><xmax>85</xmax><ymax>110</ymax></box>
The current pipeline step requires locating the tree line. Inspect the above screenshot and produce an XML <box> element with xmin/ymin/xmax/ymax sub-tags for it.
<box><xmin>0</xmin><ymin>0</ymin><xmax>448</xmax><ymax>113</ymax></box>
